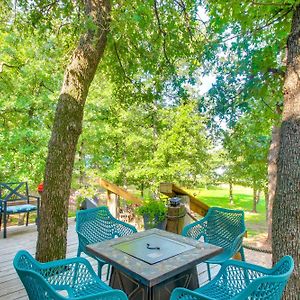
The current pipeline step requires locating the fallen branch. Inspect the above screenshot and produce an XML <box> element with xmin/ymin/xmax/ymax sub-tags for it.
<box><xmin>0</xmin><ymin>62</ymin><xmax>20</xmax><ymax>73</ymax></box>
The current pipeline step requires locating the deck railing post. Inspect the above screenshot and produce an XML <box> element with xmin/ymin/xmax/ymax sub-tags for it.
<box><xmin>106</xmin><ymin>191</ymin><xmax>120</xmax><ymax>218</ymax></box>
<box><xmin>179</xmin><ymin>195</ymin><xmax>194</xmax><ymax>226</ymax></box>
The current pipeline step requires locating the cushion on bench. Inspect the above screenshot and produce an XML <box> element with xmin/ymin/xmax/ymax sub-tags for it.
<box><xmin>4</xmin><ymin>204</ymin><xmax>37</xmax><ymax>214</ymax></box>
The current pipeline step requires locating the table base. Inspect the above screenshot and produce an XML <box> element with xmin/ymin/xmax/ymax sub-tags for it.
<box><xmin>110</xmin><ymin>266</ymin><xmax>199</xmax><ymax>300</ymax></box>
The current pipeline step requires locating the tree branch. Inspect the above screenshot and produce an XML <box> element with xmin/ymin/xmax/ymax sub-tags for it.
<box><xmin>221</xmin><ymin>7</ymin><xmax>293</xmax><ymax>44</ymax></box>
<box><xmin>267</xmin><ymin>67</ymin><xmax>285</xmax><ymax>78</ymax></box>
<box><xmin>153</xmin><ymin>0</ymin><xmax>171</xmax><ymax>64</ymax></box>
<box><xmin>174</xmin><ymin>0</ymin><xmax>194</xmax><ymax>41</ymax></box>
<box><xmin>251</xmin><ymin>1</ymin><xmax>293</xmax><ymax>6</ymax></box>
<box><xmin>113</xmin><ymin>42</ymin><xmax>134</xmax><ymax>83</ymax></box>
<box><xmin>0</xmin><ymin>62</ymin><xmax>21</xmax><ymax>73</ymax></box>
<box><xmin>40</xmin><ymin>81</ymin><xmax>55</xmax><ymax>93</ymax></box>
<box><xmin>40</xmin><ymin>0</ymin><xmax>59</xmax><ymax>15</ymax></box>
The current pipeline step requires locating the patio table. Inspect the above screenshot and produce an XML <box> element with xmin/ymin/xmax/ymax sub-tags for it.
<box><xmin>87</xmin><ymin>228</ymin><xmax>222</xmax><ymax>300</ymax></box>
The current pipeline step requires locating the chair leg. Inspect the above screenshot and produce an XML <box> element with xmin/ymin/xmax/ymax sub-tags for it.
<box><xmin>97</xmin><ymin>261</ymin><xmax>103</xmax><ymax>278</ymax></box>
<box><xmin>239</xmin><ymin>247</ymin><xmax>245</xmax><ymax>261</ymax></box>
<box><xmin>206</xmin><ymin>262</ymin><xmax>211</xmax><ymax>281</ymax></box>
<box><xmin>0</xmin><ymin>212</ymin><xmax>2</xmax><ymax>231</ymax></box>
<box><xmin>77</xmin><ymin>249</ymin><xmax>81</xmax><ymax>257</ymax></box>
<box><xmin>26</xmin><ymin>212</ymin><xmax>29</xmax><ymax>226</ymax></box>
<box><xmin>106</xmin><ymin>264</ymin><xmax>111</xmax><ymax>281</ymax></box>
<box><xmin>3</xmin><ymin>211</ymin><xmax>7</xmax><ymax>238</ymax></box>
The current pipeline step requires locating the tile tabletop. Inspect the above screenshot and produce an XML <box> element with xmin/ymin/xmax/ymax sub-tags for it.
<box><xmin>87</xmin><ymin>228</ymin><xmax>222</xmax><ymax>287</ymax></box>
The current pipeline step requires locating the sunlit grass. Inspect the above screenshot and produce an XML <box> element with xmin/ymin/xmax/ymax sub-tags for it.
<box><xmin>189</xmin><ymin>185</ymin><xmax>267</xmax><ymax>237</ymax></box>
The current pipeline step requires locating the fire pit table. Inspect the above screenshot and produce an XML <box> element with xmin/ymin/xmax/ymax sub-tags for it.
<box><xmin>87</xmin><ymin>228</ymin><xmax>222</xmax><ymax>300</ymax></box>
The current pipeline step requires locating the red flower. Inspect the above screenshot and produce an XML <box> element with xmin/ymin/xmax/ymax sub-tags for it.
<box><xmin>37</xmin><ymin>182</ymin><xmax>44</xmax><ymax>193</ymax></box>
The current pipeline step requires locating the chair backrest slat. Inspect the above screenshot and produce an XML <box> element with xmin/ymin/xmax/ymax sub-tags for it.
<box><xmin>0</xmin><ymin>182</ymin><xmax>29</xmax><ymax>202</ymax></box>
<box><xmin>205</xmin><ymin>207</ymin><xmax>245</xmax><ymax>250</ymax></box>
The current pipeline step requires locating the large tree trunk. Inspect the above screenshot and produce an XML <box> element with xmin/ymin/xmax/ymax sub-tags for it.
<box><xmin>36</xmin><ymin>0</ymin><xmax>111</xmax><ymax>262</ymax></box>
<box><xmin>267</xmin><ymin>125</ymin><xmax>280</xmax><ymax>243</ymax></box>
<box><xmin>272</xmin><ymin>5</ymin><xmax>300</xmax><ymax>298</ymax></box>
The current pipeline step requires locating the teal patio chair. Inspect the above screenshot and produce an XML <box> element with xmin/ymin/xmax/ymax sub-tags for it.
<box><xmin>13</xmin><ymin>250</ymin><xmax>128</xmax><ymax>300</ymax></box>
<box><xmin>0</xmin><ymin>182</ymin><xmax>40</xmax><ymax>238</ymax></box>
<box><xmin>170</xmin><ymin>256</ymin><xmax>294</xmax><ymax>300</ymax></box>
<box><xmin>76</xmin><ymin>206</ymin><xmax>137</xmax><ymax>278</ymax></box>
<box><xmin>182</xmin><ymin>207</ymin><xmax>246</xmax><ymax>280</ymax></box>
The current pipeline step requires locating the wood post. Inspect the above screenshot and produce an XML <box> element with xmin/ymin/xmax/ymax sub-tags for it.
<box><xmin>159</xmin><ymin>183</ymin><xmax>209</xmax><ymax>217</ymax></box>
<box><xmin>166</xmin><ymin>204</ymin><xmax>186</xmax><ymax>234</ymax></box>
<box><xmin>107</xmin><ymin>191</ymin><xmax>120</xmax><ymax>218</ymax></box>
<box><xmin>179</xmin><ymin>195</ymin><xmax>193</xmax><ymax>226</ymax></box>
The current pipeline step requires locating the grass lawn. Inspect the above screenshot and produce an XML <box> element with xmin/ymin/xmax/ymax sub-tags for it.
<box><xmin>190</xmin><ymin>185</ymin><xmax>267</xmax><ymax>238</ymax></box>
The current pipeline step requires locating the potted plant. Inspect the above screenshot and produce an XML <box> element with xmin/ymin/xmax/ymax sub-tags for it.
<box><xmin>136</xmin><ymin>198</ymin><xmax>167</xmax><ymax>230</ymax></box>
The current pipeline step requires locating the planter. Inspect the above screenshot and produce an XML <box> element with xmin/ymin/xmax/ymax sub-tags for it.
<box><xmin>143</xmin><ymin>214</ymin><xmax>167</xmax><ymax>230</ymax></box>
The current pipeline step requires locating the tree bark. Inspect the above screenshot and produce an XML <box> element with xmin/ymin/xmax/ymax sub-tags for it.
<box><xmin>272</xmin><ymin>5</ymin><xmax>300</xmax><ymax>298</ymax></box>
<box><xmin>267</xmin><ymin>125</ymin><xmax>280</xmax><ymax>243</ymax></box>
<box><xmin>252</xmin><ymin>187</ymin><xmax>257</xmax><ymax>213</ymax></box>
<box><xmin>78</xmin><ymin>140</ymin><xmax>85</xmax><ymax>188</ymax></box>
<box><xmin>229</xmin><ymin>180</ymin><xmax>233</xmax><ymax>205</ymax></box>
<box><xmin>36</xmin><ymin>0</ymin><xmax>111</xmax><ymax>262</ymax></box>
<box><xmin>140</xmin><ymin>182</ymin><xmax>144</xmax><ymax>198</ymax></box>
<box><xmin>264</xmin><ymin>186</ymin><xmax>268</xmax><ymax>221</ymax></box>
<box><xmin>256</xmin><ymin>190</ymin><xmax>260</xmax><ymax>204</ymax></box>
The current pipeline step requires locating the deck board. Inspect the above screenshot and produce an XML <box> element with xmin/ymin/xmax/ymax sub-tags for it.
<box><xmin>0</xmin><ymin>220</ymin><xmax>270</xmax><ymax>299</ymax></box>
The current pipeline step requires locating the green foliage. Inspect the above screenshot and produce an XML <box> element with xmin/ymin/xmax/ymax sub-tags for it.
<box><xmin>72</xmin><ymin>187</ymin><xmax>100</xmax><ymax>210</ymax></box>
<box><xmin>196</xmin><ymin>0</ymin><xmax>292</xmax><ymax>190</ymax></box>
<box><xmin>201</xmin><ymin>0</ymin><xmax>290</xmax><ymax>130</ymax></box>
<box><xmin>80</xmin><ymin>88</ymin><xmax>212</xmax><ymax>192</ymax></box>
<box><xmin>218</xmin><ymin>100</ymin><xmax>275</xmax><ymax>190</ymax></box>
<box><xmin>1</xmin><ymin>1</ymin><xmax>213</xmax><ymax>191</ymax></box>
<box><xmin>0</xmin><ymin>7</ymin><xmax>67</xmax><ymax>184</ymax></box>
<box><xmin>1</xmin><ymin>0</ymin><xmax>293</xmax><ymax>197</ymax></box>
<box><xmin>136</xmin><ymin>198</ymin><xmax>167</xmax><ymax>224</ymax></box>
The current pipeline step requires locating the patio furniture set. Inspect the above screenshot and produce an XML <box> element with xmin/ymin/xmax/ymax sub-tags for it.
<box><xmin>1</xmin><ymin>183</ymin><xmax>294</xmax><ymax>299</ymax></box>
<box><xmin>12</xmin><ymin>206</ymin><xmax>293</xmax><ymax>300</ymax></box>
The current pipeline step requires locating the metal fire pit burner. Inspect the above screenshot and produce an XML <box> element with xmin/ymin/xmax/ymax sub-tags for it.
<box><xmin>113</xmin><ymin>233</ymin><xmax>195</xmax><ymax>264</ymax></box>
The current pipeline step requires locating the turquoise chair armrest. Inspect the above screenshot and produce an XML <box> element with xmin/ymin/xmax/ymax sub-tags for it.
<box><xmin>114</xmin><ymin>220</ymin><xmax>137</xmax><ymax>236</ymax></box>
<box><xmin>77</xmin><ymin>231</ymin><xmax>92</xmax><ymax>250</ymax></box>
<box><xmin>37</xmin><ymin>256</ymin><xmax>106</xmax><ymax>287</ymax></box>
<box><xmin>228</xmin><ymin>230</ymin><xmax>246</xmax><ymax>257</ymax></box>
<box><xmin>217</xmin><ymin>258</ymin><xmax>273</xmax><ymax>278</ymax></box>
<box><xmin>37</xmin><ymin>256</ymin><xmax>93</xmax><ymax>271</ymax></box>
<box><xmin>182</xmin><ymin>215</ymin><xmax>209</xmax><ymax>239</ymax></box>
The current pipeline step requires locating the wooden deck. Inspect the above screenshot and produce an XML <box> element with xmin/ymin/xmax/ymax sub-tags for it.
<box><xmin>0</xmin><ymin>220</ymin><xmax>271</xmax><ymax>299</ymax></box>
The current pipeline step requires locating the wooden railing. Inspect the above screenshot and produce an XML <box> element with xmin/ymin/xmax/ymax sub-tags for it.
<box><xmin>159</xmin><ymin>182</ymin><xmax>209</xmax><ymax>217</ymax></box>
<box><xmin>98</xmin><ymin>179</ymin><xmax>209</xmax><ymax>218</ymax></box>
<box><xmin>99</xmin><ymin>179</ymin><xmax>142</xmax><ymax>204</ymax></box>
<box><xmin>99</xmin><ymin>178</ymin><xmax>142</xmax><ymax>218</ymax></box>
